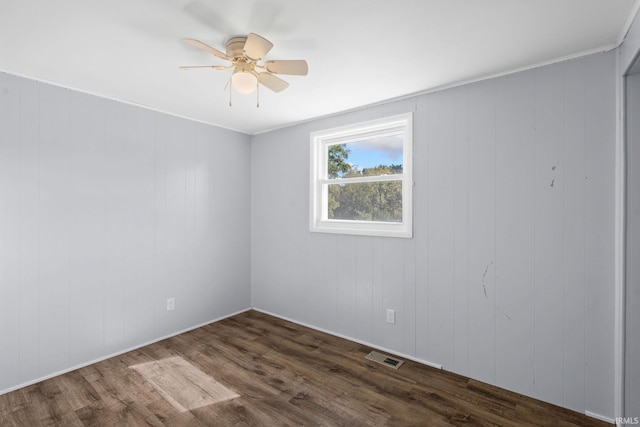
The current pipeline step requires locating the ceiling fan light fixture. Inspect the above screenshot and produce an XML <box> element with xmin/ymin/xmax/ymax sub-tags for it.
<box><xmin>231</xmin><ymin>71</ymin><xmax>257</xmax><ymax>94</ymax></box>
<box><xmin>181</xmin><ymin>32</ymin><xmax>308</xmax><ymax>103</ymax></box>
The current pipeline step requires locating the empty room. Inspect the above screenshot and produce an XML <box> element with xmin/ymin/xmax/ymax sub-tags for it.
<box><xmin>1</xmin><ymin>0</ymin><xmax>640</xmax><ymax>425</ymax></box>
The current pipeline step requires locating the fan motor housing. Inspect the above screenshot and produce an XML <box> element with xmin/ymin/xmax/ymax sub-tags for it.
<box><xmin>226</xmin><ymin>37</ymin><xmax>248</xmax><ymax>58</ymax></box>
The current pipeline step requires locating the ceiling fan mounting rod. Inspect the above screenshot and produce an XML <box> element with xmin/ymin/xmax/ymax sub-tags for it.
<box><xmin>226</xmin><ymin>36</ymin><xmax>248</xmax><ymax>58</ymax></box>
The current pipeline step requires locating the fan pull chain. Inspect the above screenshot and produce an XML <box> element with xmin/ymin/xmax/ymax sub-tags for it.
<box><xmin>228</xmin><ymin>76</ymin><xmax>232</xmax><ymax>107</ymax></box>
<box><xmin>256</xmin><ymin>81</ymin><xmax>260</xmax><ymax>108</ymax></box>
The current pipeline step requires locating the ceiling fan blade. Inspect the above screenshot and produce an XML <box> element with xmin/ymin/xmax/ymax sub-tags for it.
<box><xmin>265</xmin><ymin>60</ymin><xmax>308</xmax><ymax>76</ymax></box>
<box><xmin>258</xmin><ymin>72</ymin><xmax>289</xmax><ymax>93</ymax></box>
<box><xmin>183</xmin><ymin>38</ymin><xmax>229</xmax><ymax>61</ymax></box>
<box><xmin>243</xmin><ymin>33</ymin><xmax>273</xmax><ymax>61</ymax></box>
<box><xmin>179</xmin><ymin>65</ymin><xmax>229</xmax><ymax>70</ymax></box>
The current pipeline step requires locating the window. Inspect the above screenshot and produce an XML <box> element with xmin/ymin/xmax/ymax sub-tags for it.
<box><xmin>309</xmin><ymin>113</ymin><xmax>413</xmax><ymax>238</ymax></box>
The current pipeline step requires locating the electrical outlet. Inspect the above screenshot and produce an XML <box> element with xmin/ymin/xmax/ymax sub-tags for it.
<box><xmin>166</xmin><ymin>297</ymin><xmax>175</xmax><ymax>311</ymax></box>
<box><xmin>386</xmin><ymin>309</ymin><xmax>395</xmax><ymax>324</ymax></box>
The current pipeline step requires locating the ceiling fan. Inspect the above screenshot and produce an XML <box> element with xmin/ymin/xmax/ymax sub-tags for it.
<box><xmin>181</xmin><ymin>33</ymin><xmax>308</xmax><ymax>106</ymax></box>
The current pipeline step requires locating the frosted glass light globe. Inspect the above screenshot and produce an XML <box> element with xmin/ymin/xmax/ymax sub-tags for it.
<box><xmin>231</xmin><ymin>71</ymin><xmax>257</xmax><ymax>94</ymax></box>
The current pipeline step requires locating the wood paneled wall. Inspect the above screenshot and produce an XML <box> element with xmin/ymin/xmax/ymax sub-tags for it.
<box><xmin>0</xmin><ymin>48</ymin><xmax>623</xmax><ymax>422</ymax></box>
<box><xmin>0</xmin><ymin>73</ymin><xmax>252</xmax><ymax>394</ymax></box>
<box><xmin>251</xmin><ymin>52</ymin><xmax>617</xmax><ymax>420</ymax></box>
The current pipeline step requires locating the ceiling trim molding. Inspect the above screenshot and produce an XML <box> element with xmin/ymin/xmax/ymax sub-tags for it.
<box><xmin>0</xmin><ymin>68</ymin><xmax>252</xmax><ymax>136</ymax></box>
<box><xmin>253</xmin><ymin>43</ymin><xmax>619</xmax><ymax>136</ymax></box>
<box><xmin>618</xmin><ymin>0</ymin><xmax>640</xmax><ymax>45</ymax></box>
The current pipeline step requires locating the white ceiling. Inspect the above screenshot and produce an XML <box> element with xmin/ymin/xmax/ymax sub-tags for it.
<box><xmin>1</xmin><ymin>0</ymin><xmax>638</xmax><ymax>134</ymax></box>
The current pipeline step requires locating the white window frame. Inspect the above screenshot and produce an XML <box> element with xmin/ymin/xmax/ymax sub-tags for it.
<box><xmin>309</xmin><ymin>112</ymin><xmax>413</xmax><ymax>238</ymax></box>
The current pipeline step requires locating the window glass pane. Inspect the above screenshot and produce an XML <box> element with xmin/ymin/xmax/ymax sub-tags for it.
<box><xmin>328</xmin><ymin>181</ymin><xmax>402</xmax><ymax>222</ymax></box>
<box><xmin>310</xmin><ymin>112</ymin><xmax>412</xmax><ymax>237</ymax></box>
<box><xmin>327</xmin><ymin>135</ymin><xmax>403</xmax><ymax>179</ymax></box>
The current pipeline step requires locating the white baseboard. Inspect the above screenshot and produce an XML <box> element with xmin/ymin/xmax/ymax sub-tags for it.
<box><xmin>252</xmin><ymin>307</ymin><xmax>443</xmax><ymax>370</ymax></box>
<box><xmin>254</xmin><ymin>308</ymin><xmax>621</xmax><ymax>425</ymax></box>
<box><xmin>2</xmin><ymin>305</ymin><xmax>617</xmax><ymax>427</ymax></box>
<box><xmin>585</xmin><ymin>410</ymin><xmax>615</xmax><ymax>424</ymax></box>
<box><xmin>0</xmin><ymin>307</ymin><xmax>251</xmax><ymax>397</ymax></box>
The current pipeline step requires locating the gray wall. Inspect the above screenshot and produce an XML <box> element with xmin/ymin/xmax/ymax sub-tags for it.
<box><xmin>627</xmin><ymin>70</ymin><xmax>640</xmax><ymax>420</ymax></box>
<box><xmin>252</xmin><ymin>52</ymin><xmax>617</xmax><ymax>418</ymax></box>
<box><xmin>0</xmin><ymin>72</ymin><xmax>252</xmax><ymax>394</ymax></box>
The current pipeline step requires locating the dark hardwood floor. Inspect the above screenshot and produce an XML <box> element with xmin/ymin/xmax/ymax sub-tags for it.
<box><xmin>0</xmin><ymin>310</ymin><xmax>610</xmax><ymax>426</ymax></box>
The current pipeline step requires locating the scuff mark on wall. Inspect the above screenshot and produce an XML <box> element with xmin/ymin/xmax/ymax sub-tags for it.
<box><xmin>550</xmin><ymin>164</ymin><xmax>558</xmax><ymax>187</ymax></box>
<box><xmin>482</xmin><ymin>261</ymin><xmax>494</xmax><ymax>299</ymax></box>
<box><xmin>497</xmin><ymin>306</ymin><xmax>513</xmax><ymax>321</ymax></box>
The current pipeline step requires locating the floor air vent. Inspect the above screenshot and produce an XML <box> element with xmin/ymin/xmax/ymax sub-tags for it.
<box><xmin>365</xmin><ymin>351</ymin><xmax>404</xmax><ymax>370</ymax></box>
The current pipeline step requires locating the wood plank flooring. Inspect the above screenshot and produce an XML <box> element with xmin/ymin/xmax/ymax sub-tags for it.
<box><xmin>0</xmin><ymin>310</ymin><xmax>610</xmax><ymax>426</ymax></box>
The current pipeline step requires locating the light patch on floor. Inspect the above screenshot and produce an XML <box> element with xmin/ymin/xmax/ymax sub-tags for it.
<box><xmin>130</xmin><ymin>356</ymin><xmax>239</xmax><ymax>412</ymax></box>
